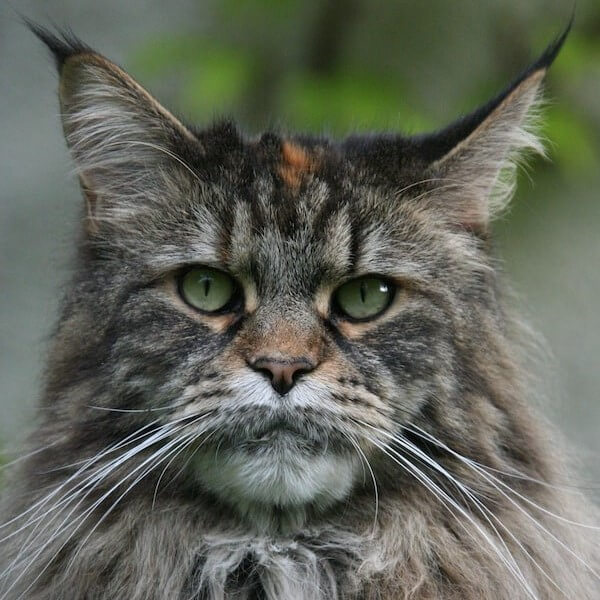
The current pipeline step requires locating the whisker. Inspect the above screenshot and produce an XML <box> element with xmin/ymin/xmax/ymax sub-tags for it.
<box><xmin>83</xmin><ymin>397</ymin><xmax>206</xmax><ymax>414</ymax></box>
<box><xmin>390</xmin><ymin>432</ymin><xmax>568</xmax><ymax>597</ymax></box>
<box><xmin>8</xmin><ymin>436</ymin><xmax>185</xmax><ymax>600</ymax></box>
<box><xmin>361</xmin><ymin>433</ymin><xmax>538</xmax><ymax>599</ymax></box>
<box><xmin>461</xmin><ymin>458</ymin><xmax>600</xmax><ymax>493</ymax></box>
<box><xmin>56</xmin><ymin>417</ymin><xmax>212</xmax><ymax>586</ymax></box>
<box><xmin>0</xmin><ymin>412</ymin><xmax>213</xmax><ymax>596</ymax></box>
<box><xmin>0</xmin><ymin>420</ymin><xmax>162</xmax><ymax>535</ymax></box>
<box><xmin>0</xmin><ymin>442</ymin><xmax>60</xmax><ymax>473</ymax></box>
<box><xmin>155</xmin><ymin>429</ymin><xmax>219</xmax><ymax>506</ymax></box>
<box><xmin>11</xmin><ymin>414</ymin><xmax>201</xmax><ymax>542</ymax></box>
<box><xmin>84</xmin><ymin>405</ymin><xmax>173</xmax><ymax>414</ymax></box>
<box><xmin>2</xmin><ymin>414</ymin><xmax>209</xmax><ymax>599</ymax></box>
<box><xmin>0</xmin><ymin>422</ymin><xmax>178</xmax><ymax>586</ymax></box>
<box><xmin>340</xmin><ymin>431</ymin><xmax>379</xmax><ymax>537</ymax></box>
<box><xmin>151</xmin><ymin>428</ymin><xmax>215</xmax><ymax>509</ymax></box>
<box><xmin>350</xmin><ymin>418</ymin><xmax>541</xmax><ymax>599</ymax></box>
<box><xmin>403</xmin><ymin>423</ymin><xmax>600</xmax><ymax>578</ymax></box>
<box><xmin>405</xmin><ymin>423</ymin><xmax>600</xmax><ymax>531</ymax></box>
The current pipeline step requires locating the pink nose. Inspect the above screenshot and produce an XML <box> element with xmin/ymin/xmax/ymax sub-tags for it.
<box><xmin>248</xmin><ymin>356</ymin><xmax>316</xmax><ymax>395</ymax></box>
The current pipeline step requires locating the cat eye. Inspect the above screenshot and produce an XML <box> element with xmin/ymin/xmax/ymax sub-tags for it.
<box><xmin>178</xmin><ymin>267</ymin><xmax>239</xmax><ymax>313</ymax></box>
<box><xmin>333</xmin><ymin>276</ymin><xmax>394</xmax><ymax>321</ymax></box>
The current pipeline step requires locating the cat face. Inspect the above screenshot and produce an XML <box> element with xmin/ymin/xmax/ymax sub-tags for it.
<box><xmin>34</xmin><ymin>27</ymin><xmax>565</xmax><ymax>521</ymax></box>
<box><xmin>77</xmin><ymin>134</ymin><xmax>467</xmax><ymax>512</ymax></box>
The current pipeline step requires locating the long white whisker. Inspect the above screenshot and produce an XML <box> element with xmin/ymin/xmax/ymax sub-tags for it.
<box><xmin>0</xmin><ymin>422</ymin><xmax>179</xmax><ymax>587</ymax></box>
<box><xmin>362</xmin><ymin>434</ymin><xmax>538</xmax><ymax>599</ymax></box>
<box><xmin>64</xmin><ymin>426</ymin><xmax>206</xmax><ymax>571</ymax></box>
<box><xmin>0</xmin><ymin>420</ymin><xmax>162</xmax><ymax>536</ymax></box>
<box><xmin>9</xmin><ymin>436</ymin><xmax>185</xmax><ymax>600</ymax></box>
<box><xmin>406</xmin><ymin>424</ymin><xmax>600</xmax><ymax>531</ymax></box>
<box><xmin>1</xmin><ymin>413</ymin><xmax>211</xmax><ymax>595</ymax></box>
<box><xmin>151</xmin><ymin>428</ymin><xmax>215</xmax><ymax>509</ymax></box>
<box><xmin>463</xmin><ymin>458</ymin><xmax>600</xmax><ymax>494</ymax></box>
<box><xmin>3</xmin><ymin>414</ymin><xmax>209</xmax><ymax>599</ymax></box>
<box><xmin>404</xmin><ymin>423</ymin><xmax>600</xmax><ymax>579</ymax></box>
<box><xmin>0</xmin><ymin>442</ymin><xmax>61</xmax><ymax>473</ymax></box>
<box><xmin>388</xmin><ymin>432</ymin><xmax>569</xmax><ymax>597</ymax></box>
<box><xmin>341</xmin><ymin>431</ymin><xmax>379</xmax><ymax>537</ymax></box>
<box><xmin>350</xmin><ymin>419</ymin><xmax>539</xmax><ymax>599</ymax></box>
<box><xmin>84</xmin><ymin>405</ymin><xmax>173</xmax><ymax>414</ymax></box>
<box><xmin>83</xmin><ymin>397</ymin><xmax>207</xmax><ymax>414</ymax></box>
<box><xmin>11</xmin><ymin>414</ymin><xmax>201</xmax><ymax>547</ymax></box>
<box><xmin>153</xmin><ymin>429</ymin><xmax>219</xmax><ymax>509</ymax></box>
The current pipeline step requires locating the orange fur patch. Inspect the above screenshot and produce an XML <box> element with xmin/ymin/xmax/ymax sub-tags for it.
<box><xmin>278</xmin><ymin>141</ymin><xmax>317</xmax><ymax>189</ymax></box>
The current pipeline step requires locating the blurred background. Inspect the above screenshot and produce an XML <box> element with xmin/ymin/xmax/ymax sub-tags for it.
<box><xmin>1</xmin><ymin>1</ymin><xmax>599</xmax><ymax>487</ymax></box>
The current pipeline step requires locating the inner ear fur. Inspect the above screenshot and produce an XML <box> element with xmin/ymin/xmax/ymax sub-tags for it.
<box><xmin>427</xmin><ymin>70</ymin><xmax>546</xmax><ymax>232</ymax></box>
<box><xmin>30</xmin><ymin>25</ymin><xmax>199</xmax><ymax>228</ymax></box>
<box><xmin>57</xmin><ymin>51</ymin><xmax>196</xmax><ymax>145</ymax></box>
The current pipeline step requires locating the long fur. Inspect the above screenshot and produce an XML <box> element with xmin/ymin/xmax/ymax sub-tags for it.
<box><xmin>0</xmin><ymin>24</ymin><xmax>597</xmax><ymax>600</ymax></box>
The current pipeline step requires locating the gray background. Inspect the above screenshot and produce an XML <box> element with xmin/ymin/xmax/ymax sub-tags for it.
<box><xmin>1</xmin><ymin>1</ymin><xmax>598</xmax><ymax>488</ymax></box>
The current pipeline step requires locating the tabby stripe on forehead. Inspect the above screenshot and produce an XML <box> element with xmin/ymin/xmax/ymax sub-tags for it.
<box><xmin>216</xmin><ymin>212</ymin><xmax>235</xmax><ymax>266</ymax></box>
<box><xmin>218</xmin><ymin>199</ymin><xmax>243</xmax><ymax>266</ymax></box>
<box><xmin>312</xmin><ymin>184</ymin><xmax>357</xmax><ymax>274</ymax></box>
<box><xmin>347</xmin><ymin>212</ymin><xmax>362</xmax><ymax>274</ymax></box>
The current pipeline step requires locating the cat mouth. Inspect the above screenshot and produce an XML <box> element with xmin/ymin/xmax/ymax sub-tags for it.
<box><xmin>205</xmin><ymin>409</ymin><xmax>344</xmax><ymax>454</ymax></box>
<box><xmin>246</xmin><ymin>425</ymin><xmax>302</xmax><ymax>444</ymax></box>
<box><xmin>243</xmin><ymin>420</ymin><xmax>308</xmax><ymax>444</ymax></box>
<box><xmin>234</xmin><ymin>417</ymin><xmax>327</xmax><ymax>453</ymax></box>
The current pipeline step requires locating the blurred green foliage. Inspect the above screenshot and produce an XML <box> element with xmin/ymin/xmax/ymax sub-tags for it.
<box><xmin>130</xmin><ymin>0</ymin><xmax>600</xmax><ymax>178</ymax></box>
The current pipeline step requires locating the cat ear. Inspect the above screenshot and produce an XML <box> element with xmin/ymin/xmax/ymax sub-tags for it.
<box><xmin>29</xmin><ymin>25</ymin><xmax>198</xmax><ymax>224</ymax></box>
<box><xmin>413</xmin><ymin>25</ymin><xmax>570</xmax><ymax>233</ymax></box>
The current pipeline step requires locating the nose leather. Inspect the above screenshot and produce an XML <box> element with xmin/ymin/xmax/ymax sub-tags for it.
<box><xmin>248</xmin><ymin>357</ymin><xmax>316</xmax><ymax>395</ymax></box>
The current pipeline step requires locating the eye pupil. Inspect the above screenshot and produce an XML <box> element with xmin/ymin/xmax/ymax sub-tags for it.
<box><xmin>360</xmin><ymin>281</ymin><xmax>367</xmax><ymax>303</ymax></box>
<box><xmin>179</xmin><ymin>267</ymin><xmax>237</xmax><ymax>313</ymax></box>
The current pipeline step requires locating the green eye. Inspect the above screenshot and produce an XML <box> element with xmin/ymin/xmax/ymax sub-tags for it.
<box><xmin>334</xmin><ymin>277</ymin><xmax>393</xmax><ymax>320</ymax></box>
<box><xmin>179</xmin><ymin>267</ymin><xmax>237</xmax><ymax>313</ymax></box>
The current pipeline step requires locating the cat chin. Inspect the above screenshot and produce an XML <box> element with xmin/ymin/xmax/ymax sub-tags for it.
<box><xmin>193</xmin><ymin>438</ymin><xmax>359</xmax><ymax>525</ymax></box>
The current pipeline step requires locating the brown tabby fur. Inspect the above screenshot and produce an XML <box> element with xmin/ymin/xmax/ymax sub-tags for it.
<box><xmin>0</xmin><ymin>24</ymin><xmax>598</xmax><ymax>600</ymax></box>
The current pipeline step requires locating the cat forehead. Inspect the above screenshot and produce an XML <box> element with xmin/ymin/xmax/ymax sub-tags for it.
<box><xmin>200</xmin><ymin>137</ymin><xmax>410</xmax><ymax>239</ymax></box>
<box><xmin>186</xmin><ymin>167</ymin><xmax>425</xmax><ymax>293</ymax></box>
<box><xmin>141</xmin><ymin>132</ymin><xmax>423</xmax><ymax>282</ymax></box>
<box><xmin>278</xmin><ymin>140</ymin><xmax>320</xmax><ymax>189</ymax></box>
<box><xmin>191</xmin><ymin>123</ymin><xmax>419</xmax><ymax>193</ymax></box>
<box><xmin>160</xmin><ymin>132</ymin><xmax>435</xmax><ymax>282</ymax></box>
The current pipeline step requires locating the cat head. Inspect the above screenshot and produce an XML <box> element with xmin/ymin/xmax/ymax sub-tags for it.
<box><xmin>31</xmin><ymin>24</ymin><xmax>567</xmax><ymax>527</ymax></box>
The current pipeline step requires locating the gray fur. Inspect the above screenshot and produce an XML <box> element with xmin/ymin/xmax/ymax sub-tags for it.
<box><xmin>0</xmin><ymin>32</ymin><xmax>598</xmax><ymax>599</ymax></box>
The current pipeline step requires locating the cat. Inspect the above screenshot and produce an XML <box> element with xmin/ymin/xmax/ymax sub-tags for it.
<box><xmin>0</xmin><ymin>21</ymin><xmax>598</xmax><ymax>600</ymax></box>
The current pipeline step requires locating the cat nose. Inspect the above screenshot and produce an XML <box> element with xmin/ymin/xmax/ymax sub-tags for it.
<box><xmin>248</xmin><ymin>356</ymin><xmax>316</xmax><ymax>395</ymax></box>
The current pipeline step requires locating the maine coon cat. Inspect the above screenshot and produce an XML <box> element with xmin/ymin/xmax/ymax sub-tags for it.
<box><xmin>0</xmin><ymin>22</ymin><xmax>598</xmax><ymax>599</ymax></box>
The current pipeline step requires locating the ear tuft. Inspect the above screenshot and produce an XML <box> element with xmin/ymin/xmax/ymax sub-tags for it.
<box><xmin>25</xmin><ymin>21</ymin><xmax>94</xmax><ymax>72</ymax></box>
<box><xmin>27</xmin><ymin>21</ymin><xmax>201</xmax><ymax>231</ymax></box>
<box><xmin>415</xmin><ymin>20</ymin><xmax>571</xmax><ymax>166</ymax></box>
<box><xmin>413</xmin><ymin>23</ymin><xmax>572</xmax><ymax>232</ymax></box>
<box><xmin>525</xmin><ymin>16</ymin><xmax>572</xmax><ymax>74</ymax></box>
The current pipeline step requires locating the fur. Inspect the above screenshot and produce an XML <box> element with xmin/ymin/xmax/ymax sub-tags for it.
<box><xmin>0</xmin><ymin>22</ymin><xmax>598</xmax><ymax>600</ymax></box>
